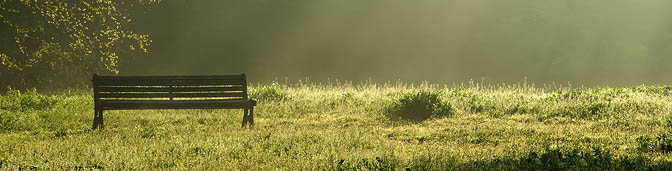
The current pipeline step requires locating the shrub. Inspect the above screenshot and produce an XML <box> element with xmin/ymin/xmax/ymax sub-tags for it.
<box><xmin>516</xmin><ymin>147</ymin><xmax>654</xmax><ymax>170</ymax></box>
<box><xmin>447</xmin><ymin>89</ymin><xmax>491</xmax><ymax>114</ymax></box>
<box><xmin>0</xmin><ymin>88</ymin><xmax>60</xmax><ymax>112</ymax></box>
<box><xmin>665</xmin><ymin>115</ymin><xmax>672</xmax><ymax>128</ymax></box>
<box><xmin>0</xmin><ymin>110</ymin><xmax>15</xmax><ymax>131</ymax></box>
<box><xmin>332</xmin><ymin>147</ymin><xmax>669</xmax><ymax>170</ymax></box>
<box><xmin>637</xmin><ymin>132</ymin><xmax>672</xmax><ymax>153</ymax></box>
<box><xmin>637</xmin><ymin>136</ymin><xmax>654</xmax><ymax>153</ymax></box>
<box><xmin>632</xmin><ymin>86</ymin><xmax>672</xmax><ymax>96</ymax></box>
<box><xmin>385</xmin><ymin>89</ymin><xmax>454</xmax><ymax>122</ymax></box>
<box><xmin>335</xmin><ymin>156</ymin><xmax>400</xmax><ymax>171</ymax></box>
<box><xmin>0</xmin><ymin>88</ymin><xmax>65</xmax><ymax>131</ymax></box>
<box><xmin>656</xmin><ymin>132</ymin><xmax>672</xmax><ymax>153</ymax></box>
<box><xmin>249</xmin><ymin>83</ymin><xmax>290</xmax><ymax>102</ymax></box>
<box><xmin>322</xmin><ymin>93</ymin><xmax>364</xmax><ymax>110</ymax></box>
<box><xmin>550</xmin><ymin>102</ymin><xmax>609</xmax><ymax>119</ymax></box>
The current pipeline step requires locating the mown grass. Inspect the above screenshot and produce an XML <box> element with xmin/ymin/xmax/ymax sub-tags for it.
<box><xmin>1</xmin><ymin>82</ymin><xmax>672</xmax><ymax>170</ymax></box>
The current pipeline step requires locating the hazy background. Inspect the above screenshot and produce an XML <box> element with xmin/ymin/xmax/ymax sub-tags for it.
<box><xmin>121</xmin><ymin>0</ymin><xmax>672</xmax><ymax>86</ymax></box>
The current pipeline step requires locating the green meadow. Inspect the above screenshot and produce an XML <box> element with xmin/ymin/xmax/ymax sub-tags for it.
<box><xmin>2</xmin><ymin>82</ymin><xmax>672</xmax><ymax>170</ymax></box>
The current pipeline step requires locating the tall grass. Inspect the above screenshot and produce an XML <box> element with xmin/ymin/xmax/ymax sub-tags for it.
<box><xmin>1</xmin><ymin>81</ymin><xmax>672</xmax><ymax>169</ymax></box>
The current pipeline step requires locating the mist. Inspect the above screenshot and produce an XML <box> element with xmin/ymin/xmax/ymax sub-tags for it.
<box><xmin>120</xmin><ymin>0</ymin><xmax>672</xmax><ymax>87</ymax></box>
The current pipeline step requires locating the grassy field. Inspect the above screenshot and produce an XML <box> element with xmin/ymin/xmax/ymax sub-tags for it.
<box><xmin>2</xmin><ymin>81</ymin><xmax>672</xmax><ymax>170</ymax></box>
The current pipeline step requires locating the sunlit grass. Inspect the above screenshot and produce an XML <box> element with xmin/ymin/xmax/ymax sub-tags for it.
<box><xmin>1</xmin><ymin>82</ymin><xmax>672</xmax><ymax>169</ymax></box>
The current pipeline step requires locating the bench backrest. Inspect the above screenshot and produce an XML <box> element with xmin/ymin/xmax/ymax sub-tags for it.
<box><xmin>93</xmin><ymin>74</ymin><xmax>249</xmax><ymax>101</ymax></box>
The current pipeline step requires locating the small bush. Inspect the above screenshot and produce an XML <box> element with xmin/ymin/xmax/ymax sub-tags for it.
<box><xmin>637</xmin><ymin>136</ymin><xmax>654</xmax><ymax>153</ymax></box>
<box><xmin>637</xmin><ymin>132</ymin><xmax>672</xmax><ymax>153</ymax></box>
<box><xmin>140</xmin><ymin>127</ymin><xmax>157</xmax><ymax>139</ymax></box>
<box><xmin>335</xmin><ymin>156</ymin><xmax>400</xmax><ymax>171</ymax></box>
<box><xmin>656</xmin><ymin>132</ymin><xmax>672</xmax><ymax>153</ymax></box>
<box><xmin>516</xmin><ymin>147</ymin><xmax>653</xmax><ymax>170</ymax></box>
<box><xmin>0</xmin><ymin>88</ymin><xmax>62</xmax><ymax>131</ymax></box>
<box><xmin>551</xmin><ymin>102</ymin><xmax>609</xmax><ymax>119</ymax></box>
<box><xmin>0</xmin><ymin>110</ymin><xmax>15</xmax><ymax>131</ymax></box>
<box><xmin>385</xmin><ymin>89</ymin><xmax>454</xmax><ymax>122</ymax></box>
<box><xmin>632</xmin><ymin>86</ymin><xmax>672</xmax><ymax>96</ymax></box>
<box><xmin>0</xmin><ymin>88</ymin><xmax>60</xmax><ymax>112</ymax></box>
<box><xmin>447</xmin><ymin>89</ymin><xmax>493</xmax><ymax>114</ymax></box>
<box><xmin>664</xmin><ymin>115</ymin><xmax>672</xmax><ymax>128</ymax></box>
<box><xmin>321</xmin><ymin>93</ymin><xmax>365</xmax><ymax>110</ymax></box>
<box><xmin>250</xmin><ymin>83</ymin><xmax>290</xmax><ymax>102</ymax></box>
<box><xmin>332</xmin><ymin>147</ymin><xmax>669</xmax><ymax>170</ymax></box>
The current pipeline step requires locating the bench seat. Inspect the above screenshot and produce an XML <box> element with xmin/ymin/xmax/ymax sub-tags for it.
<box><xmin>99</xmin><ymin>99</ymin><xmax>257</xmax><ymax>110</ymax></box>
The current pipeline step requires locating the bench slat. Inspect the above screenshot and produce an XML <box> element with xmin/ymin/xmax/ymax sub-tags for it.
<box><xmin>96</xmin><ymin>75</ymin><xmax>244</xmax><ymax>80</ymax></box>
<box><xmin>100</xmin><ymin>100</ymin><xmax>256</xmax><ymax>110</ymax></box>
<box><xmin>98</xmin><ymin>92</ymin><xmax>246</xmax><ymax>98</ymax></box>
<box><xmin>94</xmin><ymin>79</ymin><xmax>244</xmax><ymax>86</ymax></box>
<box><xmin>97</xmin><ymin>86</ymin><xmax>244</xmax><ymax>93</ymax></box>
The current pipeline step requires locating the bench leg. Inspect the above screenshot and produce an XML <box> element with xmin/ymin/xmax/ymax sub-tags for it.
<box><xmin>99</xmin><ymin>110</ymin><xmax>104</xmax><ymax>129</ymax></box>
<box><xmin>241</xmin><ymin>108</ymin><xmax>249</xmax><ymax>128</ymax></box>
<box><xmin>92</xmin><ymin>109</ymin><xmax>105</xmax><ymax>130</ymax></box>
<box><xmin>241</xmin><ymin>108</ymin><xmax>254</xmax><ymax>129</ymax></box>
<box><xmin>92</xmin><ymin>109</ymin><xmax>99</xmax><ymax>130</ymax></box>
<box><xmin>249</xmin><ymin>108</ymin><xmax>254</xmax><ymax>129</ymax></box>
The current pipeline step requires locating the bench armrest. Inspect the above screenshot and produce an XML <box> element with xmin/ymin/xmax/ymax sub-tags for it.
<box><xmin>250</xmin><ymin>98</ymin><xmax>257</xmax><ymax>102</ymax></box>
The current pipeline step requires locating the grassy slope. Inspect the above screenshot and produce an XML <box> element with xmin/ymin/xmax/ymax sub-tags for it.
<box><xmin>1</xmin><ymin>82</ymin><xmax>672</xmax><ymax>170</ymax></box>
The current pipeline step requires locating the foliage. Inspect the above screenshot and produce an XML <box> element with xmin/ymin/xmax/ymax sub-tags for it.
<box><xmin>512</xmin><ymin>147</ymin><xmax>666</xmax><ymax>170</ymax></box>
<box><xmin>385</xmin><ymin>89</ymin><xmax>454</xmax><ymax>122</ymax></box>
<box><xmin>632</xmin><ymin>86</ymin><xmax>672</xmax><ymax>96</ymax></box>
<box><xmin>0</xmin><ymin>0</ymin><xmax>159</xmax><ymax>90</ymax></box>
<box><xmin>249</xmin><ymin>82</ymin><xmax>290</xmax><ymax>102</ymax></box>
<box><xmin>0</xmin><ymin>88</ymin><xmax>62</xmax><ymax>131</ymax></box>
<box><xmin>333</xmin><ymin>147</ymin><xmax>671</xmax><ymax>170</ymax></box>
<box><xmin>665</xmin><ymin>115</ymin><xmax>672</xmax><ymax>129</ymax></box>
<box><xmin>637</xmin><ymin>136</ymin><xmax>655</xmax><ymax>153</ymax></box>
<box><xmin>0</xmin><ymin>110</ymin><xmax>14</xmax><ymax>130</ymax></box>
<box><xmin>657</xmin><ymin>132</ymin><xmax>672</xmax><ymax>154</ymax></box>
<box><xmin>0</xmin><ymin>88</ymin><xmax>60</xmax><ymax>112</ymax></box>
<box><xmin>636</xmin><ymin>132</ymin><xmax>672</xmax><ymax>154</ymax></box>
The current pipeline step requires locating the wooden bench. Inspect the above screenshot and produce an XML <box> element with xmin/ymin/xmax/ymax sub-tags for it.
<box><xmin>92</xmin><ymin>73</ymin><xmax>257</xmax><ymax>130</ymax></box>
